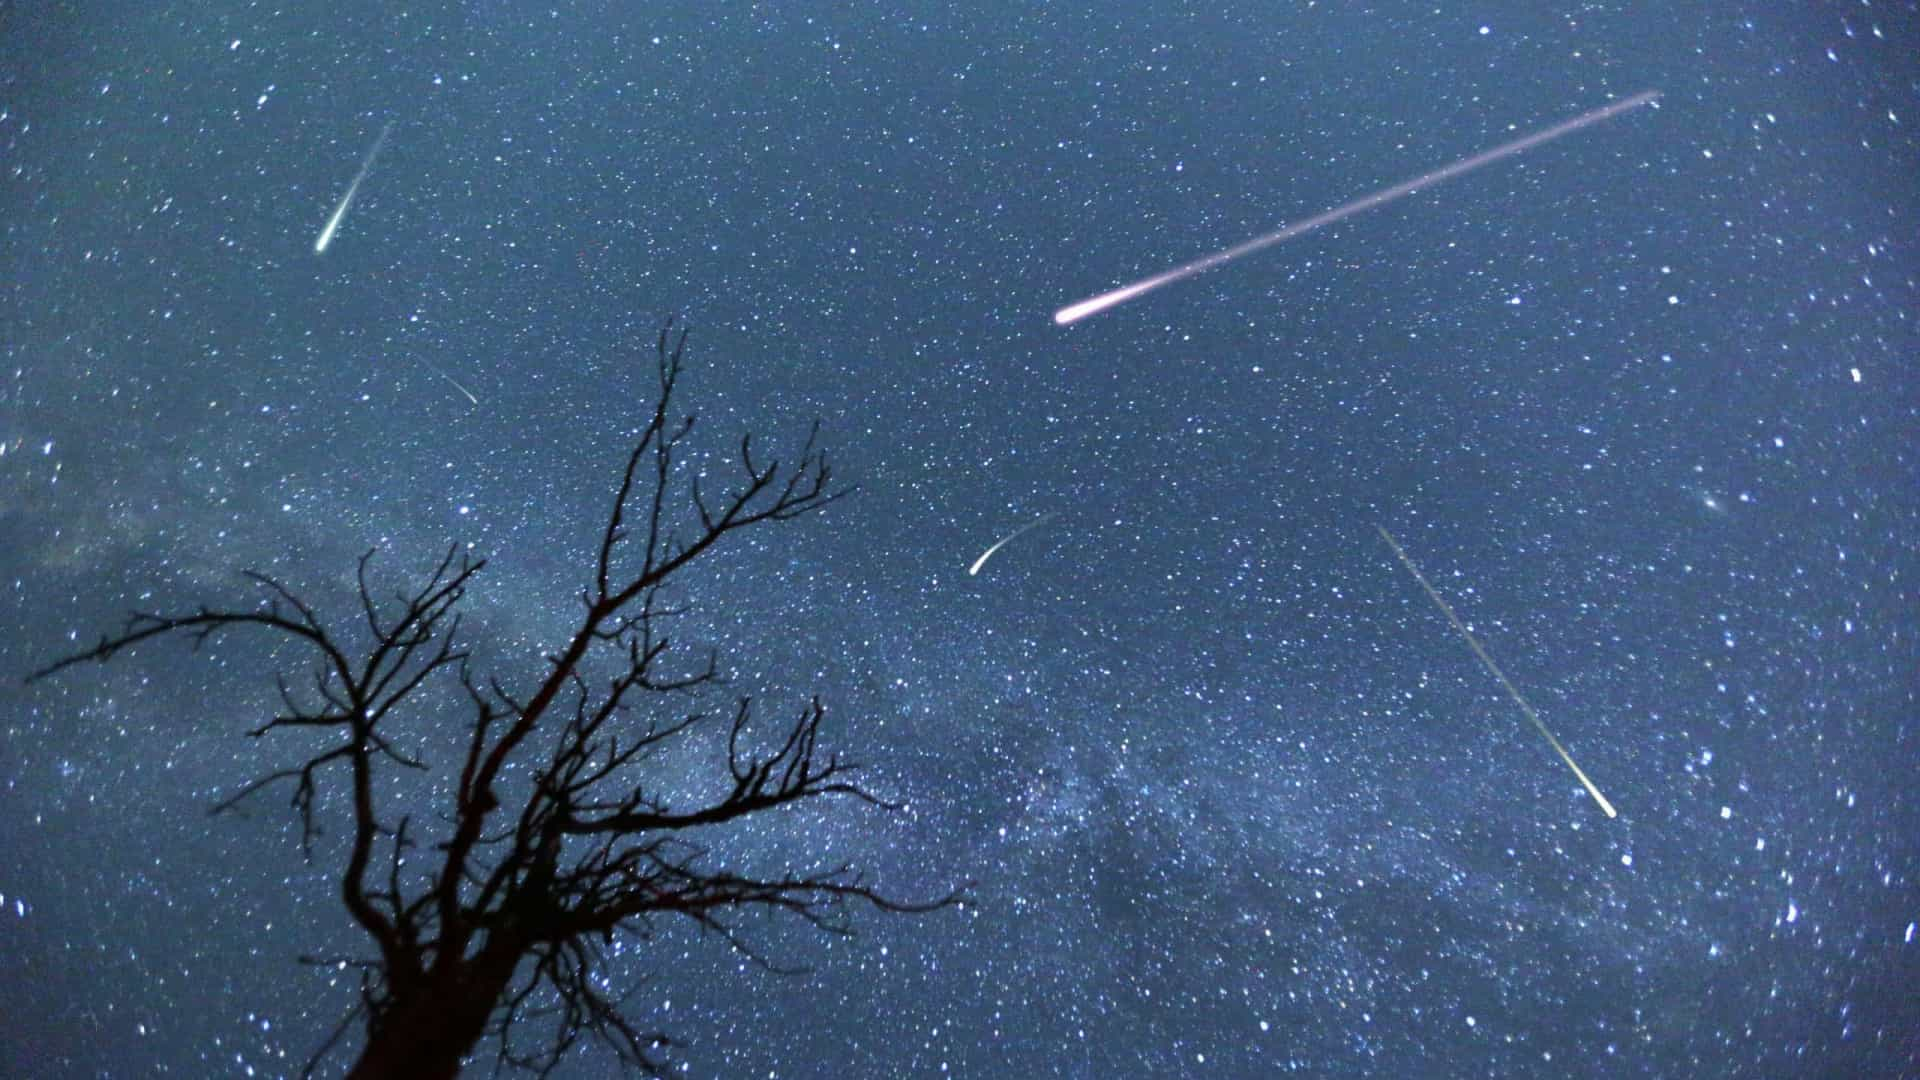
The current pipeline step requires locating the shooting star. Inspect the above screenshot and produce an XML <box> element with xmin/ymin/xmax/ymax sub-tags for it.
<box><xmin>1376</xmin><ymin>525</ymin><xmax>1618</xmax><ymax>819</ymax></box>
<box><xmin>969</xmin><ymin>512</ymin><xmax>1056</xmax><ymax>576</ymax></box>
<box><xmin>1054</xmin><ymin>90</ymin><xmax>1660</xmax><ymax>325</ymax></box>
<box><xmin>426</xmin><ymin>364</ymin><xmax>479</xmax><ymax>406</ymax></box>
<box><xmin>314</xmin><ymin>120</ymin><xmax>394</xmax><ymax>254</ymax></box>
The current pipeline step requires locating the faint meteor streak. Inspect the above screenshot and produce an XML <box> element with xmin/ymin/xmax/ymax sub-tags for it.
<box><xmin>314</xmin><ymin>120</ymin><xmax>394</xmax><ymax>254</ymax></box>
<box><xmin>427</xmin><ymin>363</ymin><xmax>480</xmax><ymax>406</ymax></box>
<box><xmin>1054</xmin><ymin>90</ymin><xmax>1660</xmax><ymax>325</ymax></box>
<box><xmin>969</xmin><ymin>512</ymin><xmax>1056</xmax><ymax>576</ymax></box>
<box><xmin>1376</xmin><ymin>525</ymin><xmax>1618</xmax><ymax>819</ymax></box>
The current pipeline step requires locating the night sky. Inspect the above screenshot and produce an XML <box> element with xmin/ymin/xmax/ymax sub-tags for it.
<box><xmin>4</xmin><ymin>3</ymin><xmax>1917</xmax><ymax>1077</ymax></box>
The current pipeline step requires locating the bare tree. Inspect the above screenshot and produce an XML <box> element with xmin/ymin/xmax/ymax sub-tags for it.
<box><xmin>30</xmin><ymin>322</ymin><xmax>959</xmax><ymax>1078</ymax></box>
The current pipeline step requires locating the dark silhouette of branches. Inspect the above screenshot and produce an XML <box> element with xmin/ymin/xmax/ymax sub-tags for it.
<box><xmin>30</xmin><ymin>321</ymin><xmax>961</xmax><ymax>1079</ymax></box>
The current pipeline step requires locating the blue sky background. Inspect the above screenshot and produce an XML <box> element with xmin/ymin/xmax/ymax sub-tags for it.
<box><xmin>3</xmin><ymin>3</ymin><xmax>1915</xmax><ymax>1076</ymax></box>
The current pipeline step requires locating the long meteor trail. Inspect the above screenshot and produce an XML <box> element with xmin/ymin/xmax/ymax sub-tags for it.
<box><xmin>1054</xmin><ymin>90</ymin><xmax>1660</xmax><ymax>325</ymax></box>
<box><xmin>1376</xmin><ymin>525</ymin><xmax>1618</xmax><ymax>819</ymax></box>
<box><xmin>969</xmin><ymin>512</ymin><xmax>1056</xmax><ymax>576</ymax></box>
<box><xmin>314</xmin><ymin>120</ymin><xmax>394</xmax><ymax>254</ymax></box>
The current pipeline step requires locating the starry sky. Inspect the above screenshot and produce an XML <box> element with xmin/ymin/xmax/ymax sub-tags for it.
<box><xmin>3</xmin><ymin>3</ymin><xmax>1916</xmax><ymax>1077</ymax></box>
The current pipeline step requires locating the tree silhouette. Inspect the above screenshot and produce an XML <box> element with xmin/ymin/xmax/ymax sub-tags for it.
<box><xmin>30</xmin><ymin>322</ymin><xmax>960</xmax><ymax>1078</ymax></box>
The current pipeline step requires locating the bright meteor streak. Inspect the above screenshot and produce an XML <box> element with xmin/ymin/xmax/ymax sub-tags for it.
<box><xmin>969</xmin><ymin>512</ymin><xmax>1056</xmax><ymax>576</ymax></box>
<box><xmin>1054</xmin><ymin>90</ymin><xmax>1660</xmax><ymax>325</ymax></box>
<box><xmin>315</xmin><ymin>121</ymin><xmax>394</xmax><ymax>254</ymax></box>
<box><xmin>1376</xmin><ymin>525</ymin><xmax>1618</xmax><ymax>820</ymax></box>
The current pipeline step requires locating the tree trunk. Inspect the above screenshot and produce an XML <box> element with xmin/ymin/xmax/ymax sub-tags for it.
<box><xmin>346</xmin><ymin>948</ymin><xmax>523</xmax><ymax>1080</ymax></box>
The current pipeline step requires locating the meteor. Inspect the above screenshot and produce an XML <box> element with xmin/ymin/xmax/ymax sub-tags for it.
<box><xmin>1376</xmin><ymin>525</ymin><xmax>1618</xmax><ymax>819</ymax></box>
<box><xmin>1054</xmin><ymin>90</ymin><xmax>1660</xmax><ymax>325</ymax></box>
<box><xmin>968</xmin><ymin>512</ymin><xmax>1056</xmax><ymax>576</ymax></box>
<box><xmin>427</xmin><ymin>364</ymin><xmax>480</xmax><ymax>406</ymax></box>
<box><xmin>314</xmin><ymin>120</ymin><xmax>394</xmax><ymax>254</ymax></box>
